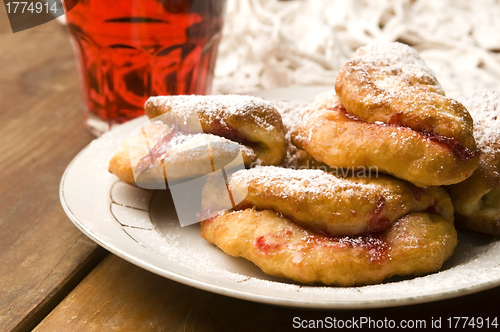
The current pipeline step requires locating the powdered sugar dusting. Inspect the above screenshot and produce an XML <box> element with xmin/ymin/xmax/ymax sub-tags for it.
<box><xmin>461</xmin><ymin>91</ymin><xmax>500</xmax><ymax>150</ymax></box>
<box><xmin>147</xmin><ymin>95</ymin><xmax>280</xmax><ymax>132</ymax></box>
<box><xmin>461</xmin><ymin>91</ymin><xmax>500</xmax><ymax>174</ymax></box>
<box><xmin>338</xmin><ymin>43</ymin><xmax>455</xmax><ymax>131</ymax></box>
<box><xmin>169</xmin><ymin>133</ymin><xmax>240</xmax><ymax>155</ymax></box>
<box><xmin>353</xmin><ymin>42</ymin><xmax>444</xmax><ymax>94</ymax></box>
<box><xmin>338</xmin><ymin>235</ymin><xmax>388</xmax><ymax>263</ymax></box>
<box><xmin>229</xmin><ymin>166</ymin><xmax>379</xmax><ymax>201</ymax></box>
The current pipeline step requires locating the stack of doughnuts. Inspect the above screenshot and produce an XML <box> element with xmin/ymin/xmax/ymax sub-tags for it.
<box><xmin>200</xmin><ymin>167</ymin><xmax>456</xmax><ymax>285</ymax></box>
<box><xmin>109</xmin><ymin>42</ymin><xmax>495</xmax><ymax>286</ymax></box>
<box><xmin>293</xmin><ymin>43</ymin><xmax>479</xmax><ymax>187</ymax></box>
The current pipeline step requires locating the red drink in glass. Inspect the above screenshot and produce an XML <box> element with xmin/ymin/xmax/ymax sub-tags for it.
<box><xmin>63</xmin><ymin>0</ymin><xmax>226</xmax><ymax>135</ymax></box>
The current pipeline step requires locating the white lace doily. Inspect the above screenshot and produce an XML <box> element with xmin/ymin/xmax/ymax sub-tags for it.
<box><xmin>213</xmin><ymin>0</ymin><xmax>500</xmax><ymax>100</ymax></box>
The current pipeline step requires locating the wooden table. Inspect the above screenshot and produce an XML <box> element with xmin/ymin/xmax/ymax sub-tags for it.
<box><xmin>1</xmin><ymin>15</ymin><xmax>500</xmax><ymax>332</ymax></box>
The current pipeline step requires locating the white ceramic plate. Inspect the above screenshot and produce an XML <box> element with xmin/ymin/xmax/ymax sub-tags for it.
<box><xmin>60</xmin><ymin>86</ymin><xmax>500</xmax><ymax>309</ymax></box>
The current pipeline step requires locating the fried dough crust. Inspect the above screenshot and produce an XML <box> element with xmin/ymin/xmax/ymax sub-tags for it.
<box><xmin>335</xmin><ymin>42</ymin><xmax>477</xmax><ymax>152</ymax></box>
<box><xmin>145</xmin><ymin>95</ymin><xmax>286</xmax><ymax>166</ymax></box>
<box><xmin>110</xmin><ymin>94</ymin><xmax>286</xmax><ymax>185</ymax></box>
<box><xmin>202</xmin><ymin>167</ymin><xmax>454</xmax><ymax>236</ymax></box>
<box><xmin>109</xmin><ymin>120</ymin><xmax>255</xmax><ymax>185</ymax></box>
<box><xmin>292</xmin><ymin>91</ymin><xmax>478</xmax><ymax>187</ymax></box>
<box><xmin>200</xmin><ymin>209</ymin><xmax>457</xmax><ymax>286</ymax></box>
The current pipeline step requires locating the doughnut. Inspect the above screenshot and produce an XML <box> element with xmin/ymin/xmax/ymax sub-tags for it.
<box><xmin>109</xmin><ymin>117</ymin><xmax>255</xmax><ymax>187</ymax></box>
<box><xmin>200</xmin><ymin>209</ymin><xmax>457</xmax><ymax>286</ymax></box>
<box><xmin>447</xmin><ymin>91</ymin><xmax>500</xmax><ymax>236</ymax></box>
<box><xmin>201</xmin><ymin>167</ymin><xmax>454</xmax><ymax>236</ymax></box>
<box><xmin>292</xmin><ymin>90</ymin><xmax>479</xmax><ymax>187</ymax></box>
<box><xmin>144</xmin><ymin>95</ymin><xmax>286</xmax><ymax>166</ymax></box>
<box><xmin>109</xmin><ymin>94</ymin><xmax>286</xmax><ymax>186</ymax></box>
<box><xmin>293</xmin><ymin>42</ymin><xmax>479</xmax><ymax>187</ymax></box>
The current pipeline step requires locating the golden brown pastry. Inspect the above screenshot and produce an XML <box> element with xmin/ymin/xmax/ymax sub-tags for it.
<box><xmin>200</xmin><ymin>209</ymin><xmax>457</xmax><ymax>286</ymax></box>
<box><xmin>109</xmin><ymin>95</ymin><xmax>286</xmax><ymax>186</ymax></box>
<box><xmin>200</xmin><ymin>166</ymin><xmax>457</xmax><ymax>285</ymax></box>
<box><xmin>447</xmin><ymin>91</ymin><xmax>500</xmax><ymax>236</ymax></box>
<box><xmin>293</xmin><ymin>90</ymin><xmax>479</xmax><ymax>188</ymax></box>
<box><xmin>109</xmin><ymin>118</ymin><xmax>255</xmax><ymax>187</ymax></box>
<box><xmin>145</xmin><ymin>95</ymin><xmax>286</xmax><ymax>166</ymax></box>
<box><xmin>202</xmin><ymin>167</ymin><xmax>453</xmax><ymax>236</ymax></box>
<box><xmin>293</xmin><ymin>43</ymin><xmax>479</xmax><ymax>187</ymax></box>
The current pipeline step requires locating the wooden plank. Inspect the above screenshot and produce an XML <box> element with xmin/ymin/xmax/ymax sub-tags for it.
<box><xmin>34</xmin><ymin>255</ymin><xmax>500</xmax><ymax>332</ymax></box>
<box><xmin>0</xmin><ymin>17</ymin><xmax>107</xmax><ymax>332</ymax></box>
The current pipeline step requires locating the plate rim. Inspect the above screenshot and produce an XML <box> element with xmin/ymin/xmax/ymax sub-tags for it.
<box><xmin>60</xmin><ymin>86</ymin><xmax>500</xmax><ymax>309</ymax></box>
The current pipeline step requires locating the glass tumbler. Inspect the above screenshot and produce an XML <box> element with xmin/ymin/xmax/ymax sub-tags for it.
<box><xmin>63</xmin><ymin>0</ymin><xmax>226</xmax><ymax>135</ymax></box>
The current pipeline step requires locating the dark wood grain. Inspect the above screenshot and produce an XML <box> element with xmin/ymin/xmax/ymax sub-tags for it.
<box><xmin>2</xmin><ymin>4</ymin><xmax>500</xmax><ymax>332</ymax></box>
<box><xmin>34</xmin><ymin>255</ymin><xmax>500</xmax><ymax>332</ymax></box>
<box><xmin>0</xmin><ymin>17</ymin><xmax>107</xmax><ymax>332</ymax></box>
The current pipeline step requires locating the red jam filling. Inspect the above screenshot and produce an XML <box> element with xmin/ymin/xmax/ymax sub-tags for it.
<box><xmin>209</xmin><ymin>119</ymin><xmax>256</xmax><ymax>147</ymax></box>
<box><xmin>409</xmin><ymin>185</ymin><xmax>423</xmax><ymax>201</ymax></box>
<box><xmin>136</xmin><ymin>117</ymin><xmax>256</xmax><ymax>174</ymax></box>
<box><xmin>367</xmin><ymin>195</ymin><xmax>392</xmax><ymax>233</ymax></box>
<box><xmin>255</xmin><ymin>234</ymin><xmax>285</xmax><ymax>253</ymax></box>
<box><xmin>335</xmin><ymin>105</ymin><xmax>480</xmax><ymax>161</ymax></box>
<box><xmin>421</xmin><ymin>131</ymin><xmax>479</xmax><ymax>161</ymax></box>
